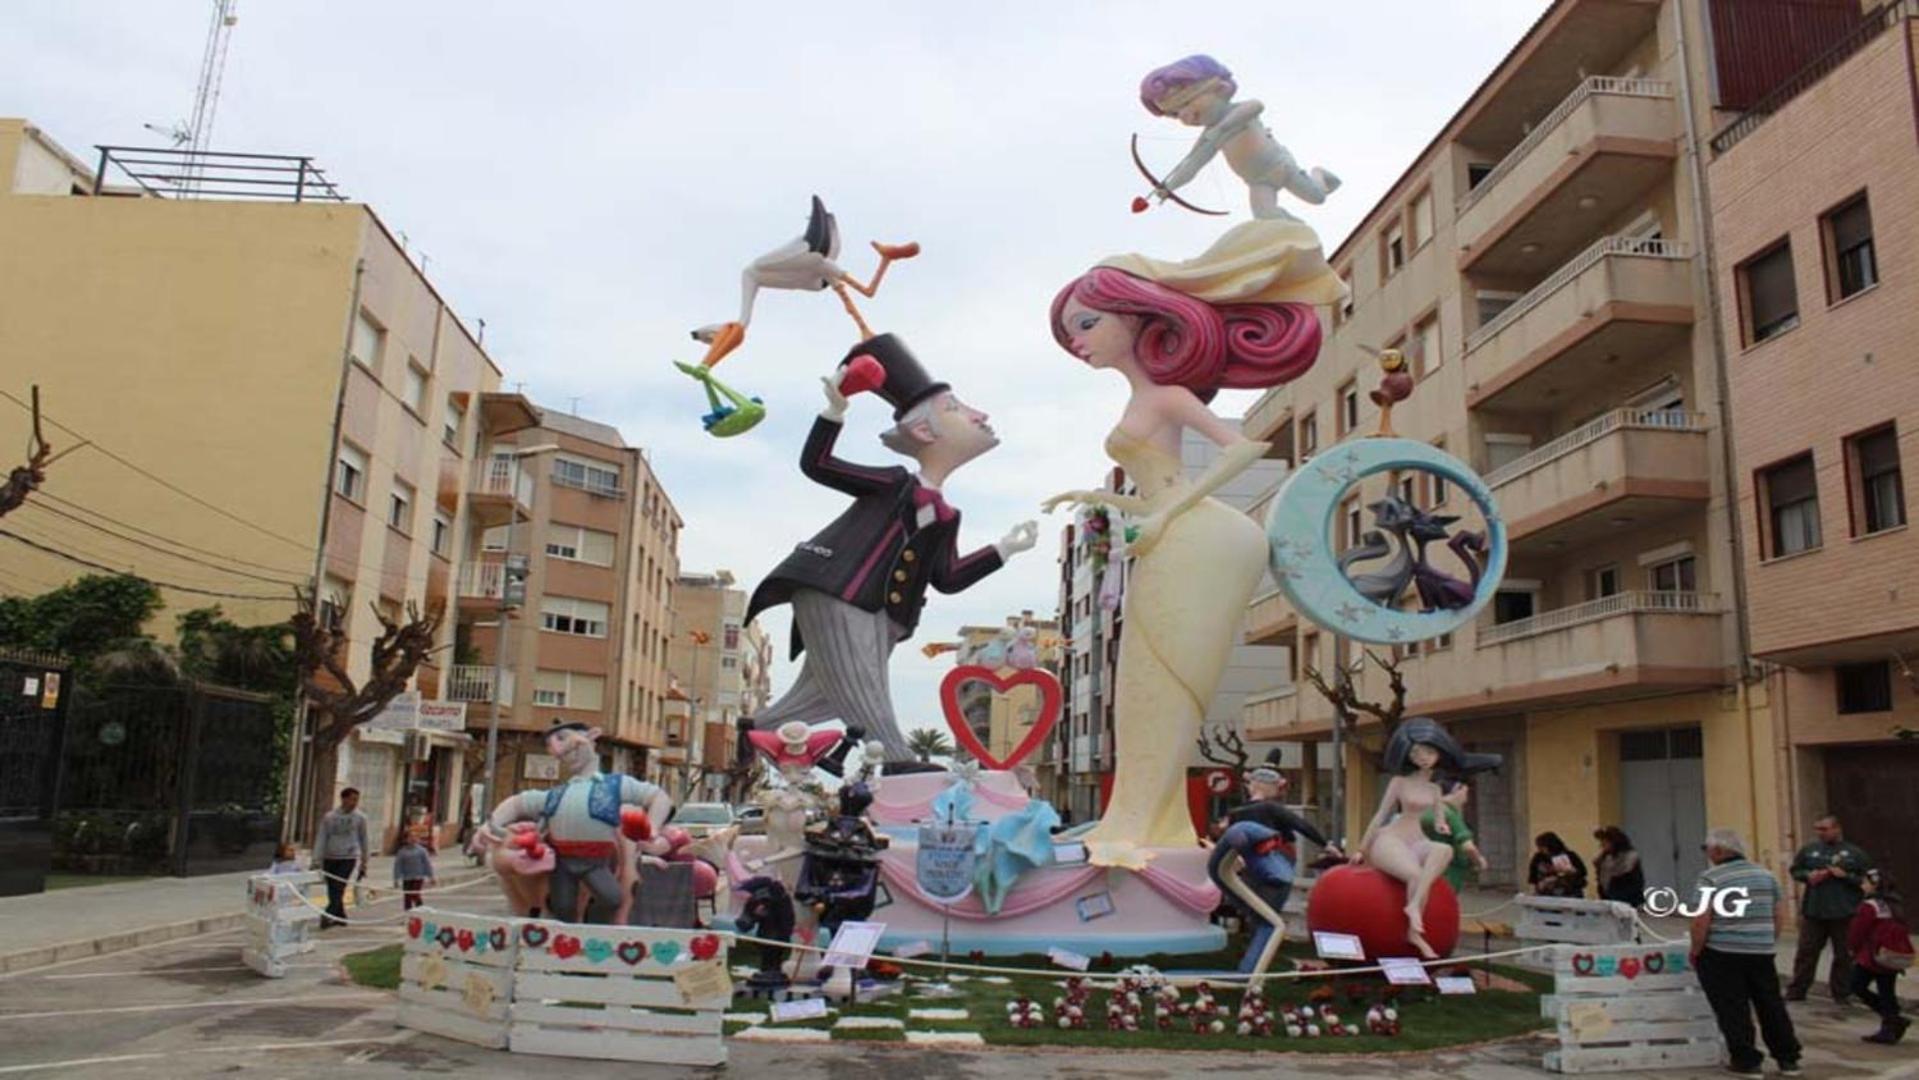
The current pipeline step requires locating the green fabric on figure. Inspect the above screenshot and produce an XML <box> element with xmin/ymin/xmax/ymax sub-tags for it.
<box><xmin>1422</xmin><ymin>804</ymin><xmax>1477</xmax><ymax>891</ymax></box>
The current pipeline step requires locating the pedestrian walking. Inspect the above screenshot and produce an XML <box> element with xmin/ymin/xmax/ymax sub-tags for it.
<box><xmin>1528</xmin><ymin>831</ymin><xmax>1588</xmax><ymax>898</ymax></box>
<box><xmin>316</xmin><ymin>788</ymin><xmax>370</xmax><ymax>929</ymax></box>
<box><xmin>1847</xmin><ymin>868</ymin><xmax>1913</xmax><ymax>1044</ymax></box>
<box><xmin>1690</xmin><ymin>827</ymin><xmax>1801</xmax><ymax>1077</ymax></box>
<box><xmin>393</xmin><ymin>828</ymin><xmax>436</xmax><ymax>911</ymax></box>
<box><xmin>1786</xmin><ymin>813</ymin><xmax>1872</xmax><ymax>1003</ymax></box>
<box><xmin>1593</xmin><ymin>826</ymin><xmax>1646</xmax><ymax>907</ymax></box>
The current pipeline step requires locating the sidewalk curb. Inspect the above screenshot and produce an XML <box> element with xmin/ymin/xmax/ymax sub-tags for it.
<box><xmin>0</xmin><ymin>910</ymin><xmax>247</xmax><ymax>975</ymax></box>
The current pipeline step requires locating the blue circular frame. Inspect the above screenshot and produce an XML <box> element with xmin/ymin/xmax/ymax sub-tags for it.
<box><xmin>1262</xmin><ymin>437</ymin><xmax>1507</xmax><ymax>644</ymax></box>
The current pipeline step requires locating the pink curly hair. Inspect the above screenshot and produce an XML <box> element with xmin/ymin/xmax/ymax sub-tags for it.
<box><xmin>1049</xmin><ymin>267</ymin><xmax>1321</xmax><ymax>400</ymax></box>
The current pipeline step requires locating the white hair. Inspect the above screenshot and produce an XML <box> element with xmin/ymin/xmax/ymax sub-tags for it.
<box><xmin>1704</xmin><ymin>827</ymin><xmax>1746</xmax><ymax>856</ymax></box>
<box><xmin>879</xmin><ymin>395</ymin><xmax>943</xmax><ymax>457</ymax></box>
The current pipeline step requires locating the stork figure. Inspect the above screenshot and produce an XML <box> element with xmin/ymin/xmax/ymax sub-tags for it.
<box><xmin>678</xmin><ymin>196</ymin><xmax>919</xmax><ymax>436</ymax></box>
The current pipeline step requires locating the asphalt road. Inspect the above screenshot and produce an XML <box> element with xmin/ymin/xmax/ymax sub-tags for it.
<box><xmin>1</xmin><ymin>916</ymin><xmax>1913</xmax><ymax>1078</ymax></box>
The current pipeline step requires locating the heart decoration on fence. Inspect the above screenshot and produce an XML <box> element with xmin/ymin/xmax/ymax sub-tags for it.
<box><xmin>617</xmin><ymin>940</ymin><xmax>647</xmax><ymax>965</ymax></box>
<box><xmin>456</xmin><ymin>929</ymin><xmax>476</xmax><ymax>953</ymax></box>
<box><xmin>1644</xmin><ymin>952</ymin><xmax>1665</xmax><ymax>974</ymax></box>
<box><xmin>652</xmin><ymin>939</ymin><xmax>683</xmax><ymax>966</ymax></box>
<box><xmin>521</xmin><ymin>924</ymin><xmax>549</xmax><ymax>949</ymax></box>
<box><xmin>552</xmin><ymin>933</ymin><xmax>583</xmax><ymax>960</ymax></box>
<box><xmin>1571</xmin><ymin>953</ymin><xmax>1596</xmax><ymax>976</ymax></box>
<box><xmin>938</xmin><ymin>664</ymin><xmax>1062</xmax><ymax>771</ymax></box>
<box><xmin>690</xmin><ymin>933</ymin><xmax>722</xmax><ymax>961</ymax></box>
<box><xmin>1617</xmin><ymin>956</ymin><xmax>1641</xmax><ymax>980</ymax></box>
<box><xmin>406</xmin><ymin>917</ymin><xmax>423</xmax><ymax>939</ymax></box>
<box><xmin>488</xmin><ymin>926</ymin><xmax>509</xmax><ymax>952</ymax></box>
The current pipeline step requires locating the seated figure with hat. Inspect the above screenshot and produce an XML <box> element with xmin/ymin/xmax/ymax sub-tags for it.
<box><xmin>472</xmin><ymin>720</ymin><xmax>675</xmax><ymax>925</ymax></box>
<box><xmin>1209</xmin><ymin>762</ymin><xmax>1341</xmax><ymax>974</ymax></box>
<box><xmin>744</xmin><ymin>333</ymin><xmax>1039</xmax><ymax>770</ymax></box>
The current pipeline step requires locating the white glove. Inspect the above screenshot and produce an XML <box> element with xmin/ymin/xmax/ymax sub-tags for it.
<box><xmin>820</xmin><ymin>373</ymin><xmax>850</xmax><ymax>421</ymax></box>
<box><xmin>996</xmin><ymin>520</ymin><xmax>1039</xmax><ymax>560</ymax></box>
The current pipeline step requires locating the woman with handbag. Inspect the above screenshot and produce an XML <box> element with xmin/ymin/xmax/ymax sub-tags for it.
<box><xmin>1848</xmin><ymin>868</ymin><xmax>1913</xmax><ymax>1044</ymax></box>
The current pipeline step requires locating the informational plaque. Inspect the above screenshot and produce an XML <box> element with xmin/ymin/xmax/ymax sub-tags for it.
<box><xmin>915</xmin><ymin>821</ymin><xmax>980</xmax><ymax>904</ymax></box>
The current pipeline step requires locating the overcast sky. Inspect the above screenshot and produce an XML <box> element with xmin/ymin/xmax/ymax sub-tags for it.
<box><xmin>8</xmin><ymin>1</ymin><xmax>1550</xmax><ymax>738</ymax></box>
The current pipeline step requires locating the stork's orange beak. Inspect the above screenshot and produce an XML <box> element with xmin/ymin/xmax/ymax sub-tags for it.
<box><xmin>699</xmin><ymin>322</ymin><xmax>746</xmax><ymax>368</ymax></box>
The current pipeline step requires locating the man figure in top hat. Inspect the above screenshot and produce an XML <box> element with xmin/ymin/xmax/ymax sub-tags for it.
<box><xmin>746</xmin><ymin>334</ymin><xmax>1039</xmax><ymax>766</ymax></box>
<box><xmin>476</xmin><ymin>720</ymin><xmax>675</xmax><ymax>924</ymax></box>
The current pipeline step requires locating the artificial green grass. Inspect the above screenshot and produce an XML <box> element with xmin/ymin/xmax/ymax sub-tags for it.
<box><xmin>344</xmin><ymin>937</ymin><xmax>1550</xmax><ymax>1053</ymax></box>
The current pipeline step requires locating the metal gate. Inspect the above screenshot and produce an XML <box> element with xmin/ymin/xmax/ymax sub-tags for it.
<box><xmin>1619</xmin><ymin>726</ymin><xmax>1708</xmax><ymax>893</ymax></box>
<box><xmin>55</xmin><ymin>682</ymin><xmax>281</xmax><ymax>877</ymax></box>
<box><xmin>0</xmin><ymin>650</ymin><xmax>71</xmax><ymax>896</ymax></box>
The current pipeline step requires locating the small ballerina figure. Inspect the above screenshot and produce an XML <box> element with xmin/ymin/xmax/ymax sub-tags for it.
<box><xmin>1136</xmin><ymin>55</ymin><xmax>1341</xmax><ymax>221</ymax></box>
<box><xmin>1350</xmin><ymin>716</ymin><xmax>1502</xmax><ymax>958</ymax></box>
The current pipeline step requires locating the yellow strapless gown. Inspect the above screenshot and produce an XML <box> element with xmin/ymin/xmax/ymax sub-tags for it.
<box><xmin>1082</xmin><ymin>430</ymin><xmax>1271</xmax><ymax>870</ymax></box>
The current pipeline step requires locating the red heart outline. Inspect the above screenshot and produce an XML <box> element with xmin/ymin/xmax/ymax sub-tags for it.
<box><xmin>1571</xmin><ymin>953</ymin><xmax>1596</xmax><ymax>976</ymax></box>
<box><xmin>939</xmin><ymin>664</ymin><xmax>1062</xmax><ymax>771</ymax></box>
<box><xmin>489</xmin><ymin>927</ymin><xmax>508</xmax><ymax>951</ymax></box>
<box><xmin>1644</xmin><ymin>952</ymin><xmax>1664</xmax><ymax>974</ymax></box>
<box><xmin>521</xmin><ymin>924</ymin><xmax>549</xmax><ymax>949</ymax></box>
<box><xmin>617</xmin><ymin>940</ymin><xmax>647</xmax><ymax>965</ymax></box>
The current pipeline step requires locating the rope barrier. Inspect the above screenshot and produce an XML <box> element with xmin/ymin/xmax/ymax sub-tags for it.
<box><xmin>1633</xmin><ymin>910</ymin><xmax>1685</xmax><ymax>945</ymax></box>
<box><xmin>281</xmin><ymin>871</ymin><xmax>498</xmax><ymax>927</ymax></box>
<box><xmin>1457</xmin><ymin>895</ymin><xmax>1520</xmax><ymax>921</ymax></box>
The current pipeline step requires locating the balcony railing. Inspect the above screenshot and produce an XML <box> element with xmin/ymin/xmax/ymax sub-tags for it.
<box><xmin>458</xmin><ymin>561</ymin><xmax>504</xmax><ymax>600</ymax></box>
<box><xmin>1467</xmin><ymin>236</ymin><xmax>1691</xmax><ymax>352</ymax></box>
<box><xmin>446</xmin><ymin>664</ymin><xmax>513</xmax><ymax>704</ymax></box>
<box><xmin>92</xmin><ymin>145</ymin><xmax>347</xmax><ymax>202</ymax></box>
<box><xmin>1459</xmin><ymin>76</ymin><xmax>1675</xmax><ymax>214</ymax></box>
<box><xmin>1479</xmin><ymin>590</ymin><xmax>1717</xmax><ymax>647</ymax></box>
<box><xmin>1709</xmin><ymin>0</ymin><xmax>1917</xmax><ymax>155</ymax></box>
<box><xmin>1485</xmin><ymin>409</ymin><xmax>1709</xmax><ymax>488</ymax></box>
<box><xmin>477</xmin><ymin>458</ymin><xmax>535</xmax><ymax>503</ymax></box>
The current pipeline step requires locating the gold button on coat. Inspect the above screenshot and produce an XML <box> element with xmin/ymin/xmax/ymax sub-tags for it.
<box><xmin>894</xmin><ymin>570</ymin><xmax>908</xmax><ymax>582</ymax></box>
<box><xmin>888</xmin><ymin>591</ymin><xmax>902</xmax><ymax>603</ymax></box>
<box><xmin>902</xmin><ymin>550</ymin><xmax>917</xmax><ymax>563</ymax></box>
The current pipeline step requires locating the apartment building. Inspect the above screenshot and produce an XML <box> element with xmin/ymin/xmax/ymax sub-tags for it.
<box><xmin>664</xmin><ymin>571</ymin><xmax>761</xmax><ymax>801</ymax></box>
<box><xmin>0</xmin><ymin>120</ymin><xmax>533</xmax><ymax>849</ymax></box>
<box><xmin>1231</xmin><ymin>0</ymin><xmax>1881</xmax><ymax>889</ymax></box>
<box><xmin>1702</xmin><ymin>0</ymin><xmax>1919</xmax><ymax>892</ymax></box>
<box><xmin>1054</xmin><ymin>467</ymin><xmax>1130</xmax><ymax>825</ymax></box>
<box><xmin>448</xmin><ymin>408</ymin><xmax>682</xmax><ymax>797</ymax></box>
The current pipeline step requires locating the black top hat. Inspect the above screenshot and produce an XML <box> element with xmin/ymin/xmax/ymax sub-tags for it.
<box><xmin>543</xmin><ymin>719</ymin><xmax>592</xmax><ymax>739</ymax></box>
<box><xmin>843</xmin><ymin>333</ymin><xmax>949</xmax><ymax>420</ymax></box>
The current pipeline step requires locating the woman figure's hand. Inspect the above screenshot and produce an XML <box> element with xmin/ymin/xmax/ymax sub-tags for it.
<box><xmin>1128</xmin><ymin>513</ymin><xmax>1169</xmax><ymax>558</ymax></box>
<box><xmin>1042</xmin><ymin>490</ymin><xmax>1103</xmax><ymax>514</ymax></box>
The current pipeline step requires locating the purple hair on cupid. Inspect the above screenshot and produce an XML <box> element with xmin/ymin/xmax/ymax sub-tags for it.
<box><xmin>1140</xmin><ymin>55</ymin><xmax>1236</xmax><ymax>116</ymax></box>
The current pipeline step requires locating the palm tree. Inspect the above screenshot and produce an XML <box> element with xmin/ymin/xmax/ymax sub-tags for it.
<box><xmin>906</xmin><ymin>727</ymin><xmax>953</xmax><ymax>763</ymax></box>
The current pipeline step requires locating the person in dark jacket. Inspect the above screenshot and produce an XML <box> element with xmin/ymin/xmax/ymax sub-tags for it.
<box><xmin>1847</xmin><ymin>868</ymin><xmax>1911</xmax><ymax>1044</ymax></box>
<box><xmin>1786</xmin><ymin>814</ymin><xmax>1872</xmax><ymax>1003</ymax></box>
<box><xmin>1593</xmin><ymin>825</ymin><xmax>1646</xmax><ymax>906</ymax></box>
<box><xmin>1528</xmin><ymin>831</ymin><xmax>1588</xmax><ymax>897</ymax></box>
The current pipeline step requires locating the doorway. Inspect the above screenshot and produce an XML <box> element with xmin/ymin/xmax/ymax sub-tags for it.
<box><xmin>1822</xmin><ymin>743</ymin><xmax>1919</xmax><ymax>907</ymax></box>
<box><xmin>1463</xmin><ymin>739</ymin><xmax>1518</xmax><ymax>888</ymax></box>
<box><xmin>1618</xmin><ymin>726</ymin><xmax>1707</xmax><ymax>892</ymax></box>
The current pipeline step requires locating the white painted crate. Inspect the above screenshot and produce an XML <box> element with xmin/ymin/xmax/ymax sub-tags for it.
<box><xmin>1517</xmin><ymin>896</ymin><xmax>1637</xmax><ymax>946</ymax></box>
<box><xmin>241</xmin><ymin>872</ymin><xmax>321</xmax><ymax>978</ymax></box>
<box><xmin>1542</xmin><ymin>944</ymin><xmax>1723</xmax><ymax>1074</ymax></box>
<box><xmin>508</xmin><ymin>921</ymin><xmax>733</xmax><ymax>1067</ymax></box>
<box><xmin>396</xmin><ymin>908</ymin><xmax>521</xmax><ymax>1049</ymax></box>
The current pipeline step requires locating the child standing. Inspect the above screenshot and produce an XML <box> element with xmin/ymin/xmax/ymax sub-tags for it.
<box><xmin>1849</xmin><ymin>868</ymin><xmax>1912</xmax><ymax>1044</ymax></box>
<box><xmin>393</xmin><ymin>830</ymin><xmax>437</xmax><ymax>911</ymax></box>
<box><xmin>267</xmin><ymin>842</ymin><xmax>304</xmax><ymax>876</ymax></box>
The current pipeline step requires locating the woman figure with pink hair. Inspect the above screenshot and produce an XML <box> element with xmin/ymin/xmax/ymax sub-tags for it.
<box><xmin>1044</xmin><ymin>221</ymin><xmax>1343</xmax><ymax>868</ymax></box>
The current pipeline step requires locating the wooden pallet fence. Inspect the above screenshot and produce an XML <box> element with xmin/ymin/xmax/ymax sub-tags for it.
<box><xmin>1542</xmin><ymin>943</ymin><xmax>1723</xmax><ymax>1073</ymax></box>
<box><xmin>241</xmin><ymin>872</ymin><xmax>321</xmax><ymax>978</ymax></box>
<box><xmin>396</xmin><ymin>907</ymin><xmax>520</xmax><ymax>1049</ymax></box>
<box><xmin>508</xmin><ymin>921</ymin><xmax>733</xmax><ymax>1067</ymax></box>
<box><xmin>1517</xmin><ymin>895</ymin><xmax>1637</xmax><ymax>946</ymax></box>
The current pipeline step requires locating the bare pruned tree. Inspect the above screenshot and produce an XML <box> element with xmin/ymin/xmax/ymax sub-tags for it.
<box><xmin>1195</xmin><ymin>723</ymin><xmax>1251</xmax><ymax>773</ymax></box>
<box><xmin>1300</xmin><ymin>648</ymin><xmax>1409</xmax><ymax>761</ymax></box>
<box><xmin>292</xmin><ymin>587</ymin><xmax>446</xmax><ymax>742</ymax></box>
<box><xmin>0</xmin><ymin>387</ymin><xmax>63</xmax><ymax>518</ymax></box>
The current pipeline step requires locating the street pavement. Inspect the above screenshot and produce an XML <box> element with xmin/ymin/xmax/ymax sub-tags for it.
<box><xmin>0</xmin><ymin>876</ymin><xmax>1913</xmax><ymax>1077</ymax></box>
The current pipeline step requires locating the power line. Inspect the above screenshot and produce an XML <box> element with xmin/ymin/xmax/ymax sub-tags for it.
<box><xmin>18</xmin><ymin>501</ymin><xmax>305</xmax><ymax>587</ymax></box>
<box><xmin>0</xmin><ymin>529</ymin><xmax>293</xmax><ymax>603</ymax></box>
<box><xmin>3</xmin><ymin>514</ymin><xmax>290</xmax><ymax>597</ymax></box>
<box><xmin>35</xmin><ymin>490</ymin><xmax>312</xmax><ymax>579</ymax></box>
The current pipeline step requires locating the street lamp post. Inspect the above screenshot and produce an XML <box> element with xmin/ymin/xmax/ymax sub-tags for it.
<box><xmin>481</xmin><ymin>443</ymin><xmax>556</xmax><ymax>815</ymax></box>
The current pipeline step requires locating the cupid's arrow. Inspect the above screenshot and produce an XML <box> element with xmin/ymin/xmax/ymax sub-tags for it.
<box><xmin>1129</xmin><ymin>134</ymin><xmax>1228</xmax><ymax>217</ymax></box>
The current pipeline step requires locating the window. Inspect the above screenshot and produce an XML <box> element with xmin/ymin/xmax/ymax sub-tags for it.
<box><xmin>541</xmin><ymin>596</ymin><xmax>609</xmax><ymax>637</ymax></box>
<box><xmin>320</xmin><ymin>574</ymin><xmax>352</xmax><ymax>630</ymax></box>
<box><xmin>1383</xmin><ymin>224</ymin><xmax>1406</xmax><ymax>276</ymax></box>
<box><xmin>1492</xmin><ymin>589</ymin><xmax>1535</xmax><ymax>625</ymax></box>
<box><xmin>481</xmin><ymin>525</ymin><xmax>507</xmax><ymax>552</ymax></box>
<box><xmin>1836</xmin><ymin>661</ymin><xmax>1892</xmax><ymax>714</ymax></box>
<box><xmin>443</xmin><ymin>397</ymin><xmax>465</xmax><ymax>449</ymax></box>
<box><xmin>552</xmin><ymin>455</ymin><xmax>621</xmax><ymax>496</ymax></box>
<box><xmin>1336</xmin><ymin>270</ymin><xmax>1354</xmax><ymax>325</ymax></box>
<box><xmin>1587</xmin><ymin>565</ymin><xmax>1621</xmax><ymax>600</ymax></box>
<box><xmin>1298</xmin><ymin>412</ymin><xmax>1319</xmax><ymax>461</ymax></box>
<box><xmin>1340</xmin><ymin>497</ymin><xmax>1362</xmax><ymax>552</ymax></box>
<box><xmin>533</xmin><ymin>670</ymin><xmax>605</xmax><ymax>711</ymax></box>
<box><xmin>335</xmin><ymin>443</ymin><xmax>368</xmax><ymax>502</ymax></box>
<box><xmin>1466</xmin><ymin>162</ymin><xmax>1494</xmax><ymax>190</ymax></box>
<box><xmin>1409</xmin><ymin>189</ymin><xmax>1433</xmax><ymax>250</ymax></box>
<box><xmin>1848</xmin><ymin>425</ymin><xmax>1905</xmax><ymax>535</ymax></box>
<box><xmin>1338</xmin><ymin>381</ymin><xmax>1359</xmax><ymax>436</ymax></box>
<box><xmin>1647</xmin><ymin>555</ymin><xmax>1695</xmax><ymax>593</ymax></box>
<box><xmin>1822</xmin><ymin>194</ymin><xmax>1877</xmax><ymax>301</ymax></box>
<box><xmin>1429</xmin><ymin>632</ymin><xmax>1453</xmax><ymax>652</ymax></box>
<box><xmin>545</xmin><ymin>524</ymin><xmax>617</xmax><ymax>566</ymax></box>
<box><xmin>1430</xmin><ymin>440</ymin><xmax>1450</xmax><ymax>505</ymax></box>
<box><xmin>388</xmin><ymin>478</ymin><xmax>415</xmax><ymax>533</ymax></box>
<box><xmin>1761</xmin><ymin>454</ymin><xmax>1821</xmax><ymax>557</ymax></box>
<box><xmin>724</xmin><ymin>624</ymin><xmax>741</xmax><ymax>650</ymax></box>
<box><xmin>1395</xmin><ymin>472</ymin><xmax>1417</xmax><ymax>508</ymax></box>
<box><xmin>349</xmin><ymin>310</ymin><xmax>385</xmax><ymax>371</ymax></box>
<box><xmin>1475</xmin><ymin>289</ymin><xmax>1521</xmax><ymax>331</ymax></box>
<box><xmin>431</xmin><ymin>511</ymin><xmax>451</xmax><ymax>557</ymax></box>
<box><xmin>402</xmin><ymin>363</ymin><xmax>428</xmax><ymax>414</ymax></box>
<box><xmin>1738</xmin><ymin>240</ymin><xmax>1799</xmax><ymax>344</ymax></box>
<box><xmin>1414</xmin><ymin>312</ymin><xmax>1442</xmax><ymax>375</ymax></box>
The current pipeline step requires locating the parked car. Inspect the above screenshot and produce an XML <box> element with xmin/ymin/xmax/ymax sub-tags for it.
<box><xmin>669</xmin><ymin>802</ymin><xmax>736</xmax><ymax>839</ymax></box>
<box><xmin>734</xmin><ymin>805</ymin><xmax>766</xmax><ymax>835</ymax></box>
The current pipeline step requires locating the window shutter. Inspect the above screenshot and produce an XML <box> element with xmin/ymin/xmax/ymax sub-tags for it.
<box><xmin>1831</xmin><ymin>198</ymin><xmax>1872</xmax><ymax>252</ymax></box>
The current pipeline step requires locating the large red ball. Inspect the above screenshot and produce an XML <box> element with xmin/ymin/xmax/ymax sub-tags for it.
<box><xmin>1305</xmin><ymin>864</ymin><xmax>1460</xmax><ymax>961</ymax></box>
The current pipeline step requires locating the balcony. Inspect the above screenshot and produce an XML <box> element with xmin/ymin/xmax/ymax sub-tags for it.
<box><xmin>1445</xmin><ymin>592</ymin><xmax>1730</xmax><ymax>710</ymax></box>
<box><xmin>465</xmin><ymin>456</ymin><xmax>534</xmax><ymax>529</ymax></box>
<box><xmin>1465</xmin><ymin>236</ymin><xmax>1694</xmax><ymax>411</ymax></box>
<box><xmin>1245</xmin><ymin>588</ymin><xmax>1297</xmax><ymax>645</ymax></box>
<box><xmin>1243</xmin><ymin>387</ymin><xmax>1293</xmax><ymax>444</ymax></box>
<box><xmin>1456</xmin><ymin>77</ymin><xmax>1678</xmax><ymax>278</ymax></box>
<box><xmin>446</xmin><ymin>664</ymin><xmax>514</xmax><ymax>704</ymax></box>
<box><xmin>1488</xmin><ymin>408</ymin><xmax>1711</xmax><ymax>553</ymax></box>
<box><xmin>1242</xmin><ymin>686</ymin><xmax>1336</xmax><ymax>741</ymax></box>
<box><xmin>457</xmin><ymin>560</ymin><xmax>504</xmax><ymax>606</ymax></box>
